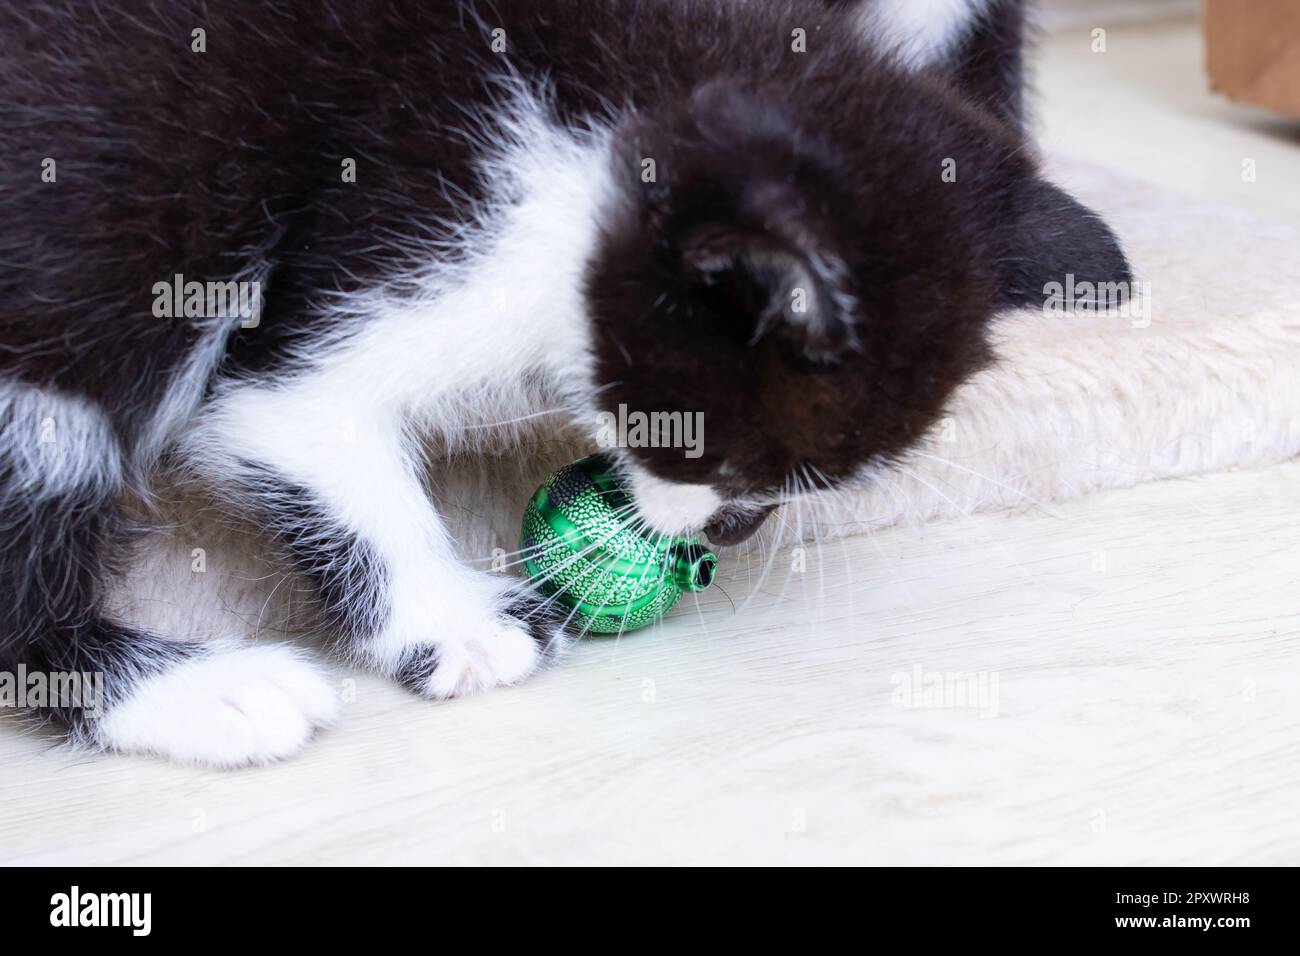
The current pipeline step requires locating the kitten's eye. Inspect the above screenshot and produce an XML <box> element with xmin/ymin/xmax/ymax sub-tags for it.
<box><xmin>681</xmin><ymin>248</ymin><xmax>732</xmax><ymax>288</ymax></box>
<box><xmin>676</xmin><ymin>224</ymin><xmax>859</xmax><ymax>363</ymax></box>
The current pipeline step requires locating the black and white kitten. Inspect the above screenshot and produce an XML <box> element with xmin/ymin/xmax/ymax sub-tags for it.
<box><xmin>0</xmin><ymin>0</ymin><xmax>1129</xmax><ymax>765</ymax></box>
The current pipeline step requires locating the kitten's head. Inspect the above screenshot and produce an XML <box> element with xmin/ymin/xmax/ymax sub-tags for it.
<box><xmin>584</xmin><ymin>71</ymin><xmax>1130</xmax><ymax>545</ymax></box>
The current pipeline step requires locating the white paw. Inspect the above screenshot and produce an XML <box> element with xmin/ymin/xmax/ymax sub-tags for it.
<box><xmin>403</xmin><ymin>616</ymin><xmax>542</xmax><ymax>699</ymax></box>
<box><xmin>93</xmin><ymin>643</ymin><xmax>340</xmax><ymax>768</ymax></box>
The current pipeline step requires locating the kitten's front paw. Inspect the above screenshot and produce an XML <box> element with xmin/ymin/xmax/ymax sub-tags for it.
<box><xmin>395</xmin><ymin>614</ymin><xmax>544</xmax><ymax>699</ymax></box>
<box><xmin>93</xmin><ymin>643</ymin><xmax>339</xmax><ymax>768</ymax></box>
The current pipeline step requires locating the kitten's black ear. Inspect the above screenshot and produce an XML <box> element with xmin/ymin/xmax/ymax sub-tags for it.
<box><xmin>678</xmin><ymin>222</ymin><xmax>859</xmax><ymax>363</ymax></box>
<box><xmin>1001</xmin><ymin>179</ymin><xmax>1133</xmax><ymax>309</ymax></box>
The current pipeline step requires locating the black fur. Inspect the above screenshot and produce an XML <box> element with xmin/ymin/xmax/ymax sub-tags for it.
<box><xmin>825</xmin><ymin>0</ymin><xmax>1026</xmax><ymax>126</ymax></box>
<box><xmin>232</xmin><ymin>464</ymin><xmax>391</xmax><ymax>642</ymax></box>
<box><xmin>0</xmin><ymin>451</ymin><xmax>199</xmax><ymax>735</ymax></box>
<box><xmin>948</xmin><ymin>0</ymin><xmax>1028</xmax><ymax>127</ymax></box>
<box><xmin>0</xmin><ymin>0</ymin><xmax>1130</xmax><ymax>736</ymax></box>
<box><xmin>584</xmin><ymin>2</ymin><xmax>1128</xmax><ymax>495</ymax></box>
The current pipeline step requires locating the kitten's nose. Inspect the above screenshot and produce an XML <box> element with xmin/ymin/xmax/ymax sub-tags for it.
<box><xmin>703</xmin><ymin>504</ymin><xmax>776</xmax><ymax>547</ymax></box>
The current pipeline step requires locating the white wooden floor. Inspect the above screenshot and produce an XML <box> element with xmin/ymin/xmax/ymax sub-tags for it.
<box><xmin>3</xmin><ymin>14</ymin><xmax>1299</xmax><ymax>866</ymax></box>
<box><xmin>4</xmin><ymin>462</ymin><xmax>1299</xmax><ymax>865</ymax></box>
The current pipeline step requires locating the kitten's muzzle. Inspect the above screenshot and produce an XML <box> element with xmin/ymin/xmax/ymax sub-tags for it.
<box><xmin>704</xmin><ymin>504</ymin><xmax>776</xmax><ymax>547</ymax></box>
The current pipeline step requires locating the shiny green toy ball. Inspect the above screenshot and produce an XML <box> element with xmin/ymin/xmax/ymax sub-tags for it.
<box><xmin>521</xmin><ymin>456</ymin><xmax>717</xmax><ymax>634</ymax></box>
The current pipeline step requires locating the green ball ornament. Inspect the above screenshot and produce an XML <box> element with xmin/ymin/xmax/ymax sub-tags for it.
<box><xmin>521</xmin><ymin>456</ymin><xmax>717</xmax><ymax>635</ymax></box>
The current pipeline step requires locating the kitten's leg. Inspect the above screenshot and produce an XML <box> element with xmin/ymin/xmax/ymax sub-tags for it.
<box><xmin>188</xmin><ymin>388</ymin><xmax>564</xmax><ymax>698</ymax></box>
<box><xmin>40</xmin><ymin>628</ymin><xmax>342</xmax><ymax>768</ymax></box>
<box><xmin>0</xmin><ymin>399</ymin><xmax>338</xmax><ymax>767</ymax></box>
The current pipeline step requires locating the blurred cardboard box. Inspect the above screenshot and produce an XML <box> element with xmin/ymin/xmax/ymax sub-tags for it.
<box><xmin>1205</xmin><ymin>0</ymin><xmax>1300</xmax><ymax>119</ymax></box>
